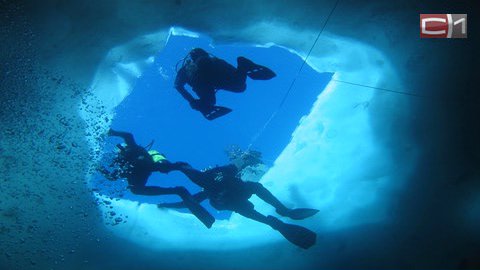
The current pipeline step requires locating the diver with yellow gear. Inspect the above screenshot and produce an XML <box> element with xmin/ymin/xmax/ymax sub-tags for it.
<box><xmin>99</xmin><ymin>128</ymin><xmax>215</xmax><ymax>228</ymax></box>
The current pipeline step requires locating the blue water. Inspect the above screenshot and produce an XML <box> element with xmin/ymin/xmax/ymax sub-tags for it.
<box><xmin>97</xmin><ymin>33</ymin><xmax>332</xmax><ymax>219</ymax></box>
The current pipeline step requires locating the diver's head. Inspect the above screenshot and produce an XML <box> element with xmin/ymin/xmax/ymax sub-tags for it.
<box><xmin>229</xmin><ymin>150</ymin><xmax>263</xmax><ymax>171</ymax></box>
<box><xmin>226</xmin><ymin>146</ymin><xmax>263</xmax><ymax>171</ymax></box>
<box><xmin>189</xmin><ymin>48</ymin><xmax>208</xmax><ymax>62</ymax></box>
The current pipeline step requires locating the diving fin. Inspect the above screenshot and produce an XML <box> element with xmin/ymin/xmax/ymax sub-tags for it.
<box><xmin>246</xmin><ymin>66</ymin><xmax>276</xmax><ymax>80</ymax></box>
<box><xmin>267</xmin><ymin>216</ymin><xmax>316</xmax><ymax>249</ymax></box>
<box><xmin>201</xmin><ymin>105</ymin><xmax>232</xmax><ymax>120</ymax></box>
<box><xmin>278</xmin><ymin>208</ymin><xmax>319</xmax><ymax>220</ymax></box>
<box><xmin>237</xmin><ymin>56</ymin><xmax>276</xmax><ymax>80</ymax></box>
<box><xmin>183</xmin><ymin>199</ymin><xmax>215</xmax><ymax>228</ymax></box>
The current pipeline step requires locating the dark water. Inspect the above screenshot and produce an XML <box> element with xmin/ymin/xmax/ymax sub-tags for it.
<box><xmin>1</xmin><ymin>1</ymin><xmax>479</xmax><ymax>269</ymax></box>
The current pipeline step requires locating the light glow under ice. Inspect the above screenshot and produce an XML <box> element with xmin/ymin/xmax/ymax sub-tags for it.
<box><xmin>82</xmin><ymin>27</ymin><xmax>415</xmax><ymax>250</ymax></box>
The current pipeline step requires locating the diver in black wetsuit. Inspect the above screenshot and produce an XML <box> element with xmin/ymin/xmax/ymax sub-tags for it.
<box><xmin>158</xmin><ymin>150</ymin><xmax>319</xmax><ymax>249</ymax></box>
<box><xmin>99</xmin><ymin>128</ymin><xmax>215</xmax><ymax>228</ymax></box>
<box><xmin>174</xmin><ymin>48</ymin><xmax>276</xmax><ymax>120</ymax></box>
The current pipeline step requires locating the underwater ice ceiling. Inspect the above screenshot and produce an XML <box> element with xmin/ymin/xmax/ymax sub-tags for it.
<box><xmin>95</xmin><ymin>32</ymin><xmax>332</xmax><ymax>219</ymax></box>
<box><xmin>80</xmin><ymin>27</ymin><xmax>414</xmax><ymax>250</ymax></box>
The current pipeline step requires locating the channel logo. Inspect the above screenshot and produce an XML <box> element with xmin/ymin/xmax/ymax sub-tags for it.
<box><xmin>420</xmin><ymin>14</ymin><xmax>467</xmax><ymax>38</ymax></box>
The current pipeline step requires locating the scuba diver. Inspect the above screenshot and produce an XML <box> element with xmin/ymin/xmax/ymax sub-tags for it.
<box><xmin>174</xmin><ymin>48</ymin><xmax>276</xmax><ymax>120</ymax></box>
<box><xmin>158</xmin><ymin>149</ymin><xmax>319</xmax><ymax>249</ymax></box>
<box><xmin>98</xmin><ymin>128</ymin><xmax>215</xmax><ymax>228</ymax></box>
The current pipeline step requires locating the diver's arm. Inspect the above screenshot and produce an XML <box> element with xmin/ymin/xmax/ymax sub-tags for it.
<box><xmin>130</xmin><ymin>186</ymin><xmax>182</xmax><ymax>196</ymax></box>
<box><xmin>192</xmin><ymin>190</ymin><xmax>209</xmax><ymax>202</ymax></box>
<box><xmin>158</xmin><ymin>191</ymin><xmax>208</xmax><ymax>208</ymax></box>
<box><xmin>152</xmin><ymin>161</ymin><xmax>189</xmax><ymax>174</ymax></box>
<box><xmin>98</xmin><ymin>166</ymin><xmax>119</xmax><ymax>181</ymax></box>
<box><xmin>205</xmin><ymin>164</ymin><xmax>238</xmax><ymax>176</ymax></box>
<box><xmin>176</xmin><ymin>85</ymin><xmax>196</xmax><ymax>104</ymax></box>
<box><xmin>157</xmin><ymin>201</ymin><xmax>185</xmax><ymax>209</ymax></box>
<box><xmin>152</xmin><ymin>162</ymin><xmax>171</xmax><ymax>173</ymax></box>
<box><xmin>108</xmin><ymin>129</ymin><xmax>137</xmax><ymax>146</ymax></box>
<box><xmin>174</xmin><ymin>68</ymin><xmax>196</xmax><ymax>104</ymax></box>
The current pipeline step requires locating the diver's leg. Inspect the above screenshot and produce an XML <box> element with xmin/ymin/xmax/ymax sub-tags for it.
<box><xmin>236</xmin><ymin>57</ymin><xmax>276</xmax><ymax>81</ymax></box>
<box><xmin>130</xmin><ymin>186</ymin><xmax>214</xmax><ymax>228</ymax></box>
<box><xmin>234</xmin><ymin>202</ymin><xmax>317</xmax><ymax>249</ymax></box>
<box><xmin>108</xmin><ymin>129</ymin><xmax>137</xmax><ymax>146</ymax></box>
<box><xmin>153</xmin><ymin>160</ymin><xmax>190</xmax><ymax>174</ymax></box>
<box><xmin>207</xmin><ymin>58</ymin><xmax>246</xmax><ymax>92</ymax></box>
<box><xmin>221</xmin><ymin>78</ymin><xmax>247</xmax><ymax>92</ymax></box>
<box><xmin>245</xmin><ymin>182</ymin><xmax>319</xmax><ymax>220</ymax></box>
<box><xmin>244</xmin><ymin>182</ymin><xmax>289</xmax><ymax>213</ymax></box>
<box><xmin>220</xmin><ymin>71</ymin><xmax>247</xmax><ymax>93</ymax></box>
<box><xmin>129</xmin><ymin>186</ymin><xmax>182</xmax><ymax>196</ymax></box>
<box><xmin>176</xmin><ymin>163</ymin><xmax>211</xmax><ymax>188</ymax></box>
<box><xmin>190</xmin><ymin>86</ymin><xmax>218</xmax><ymax>117</ymax></box>
<box><xmin>157</xmin><ymin>201</ymin><xmax>187</xmax><ymax>209</ymax></box>
<box><xmin>158</xmin><ymin>191</ymin><xmax>208</xmax><ymax>209</ymax></box>
<box><xmin>194</xmin><ymin>87</ymin><xmax>216</xmax><ymax>107</ymax></box>
<box><xmin>233</xmin><ymin>201</ymin><xmax>271</xmax><ymax>224</ymax></box>
<box><xmin>219</xmin><ymin>71</ymin><xmax>246</xmax><ymax>93</ymax></box>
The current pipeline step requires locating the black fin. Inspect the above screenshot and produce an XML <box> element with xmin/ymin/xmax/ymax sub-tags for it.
<box><xmin>246</xmin><ymin>67</ymin><xmax>276</xmax><ymax>80</ymax></box>
<box><xmin>280</xmin><ymin>208</ymin><xmax>319</xmax><ymax>220</ymax></box>
<box><xmin>183</xmin><ymin>199</ymin><xmax>215</xmax><ymax>228</ymax></box>
<box><xmin>202</xmin><ymin>106</ymin><xmax>232</xmax><ymax>120</ymax></box>
<box><xmin>238</xmin><ymin>57</ymin><xmax>276</xmax><ymax>80</ymax></box>
<box><xmin>268</xmin><ymin>216</ymin><xmax>316</xmax><ymax>249</ymax></box>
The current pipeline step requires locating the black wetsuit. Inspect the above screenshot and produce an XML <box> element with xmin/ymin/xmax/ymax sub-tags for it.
<box><xmin>199</xmin><ymin>165</ymin><xmax>269</xmax><ymax>212</ymax></box>
<box><xmin>101</xmin><ymin>129</ymin><xmax>215</xmax><ymax>228</ymax></box>
<box><xmin>108</xmin><ymin>130</ymin><xmax>174</xmax><ymax>187</ymax></box>
<box><xmin>181</xmin><ymin>164</ymin><xmax>290</xmax><ymax>213</ymax></box>
<box><xmin>174</xmin><ymin>54</ymin><xmax>248</xmax><ymax>110</ymax></box>
<box><xmin>159</xmin><ymin>163</ymin><xmax>318</xmax><ymax>249</ymax></box>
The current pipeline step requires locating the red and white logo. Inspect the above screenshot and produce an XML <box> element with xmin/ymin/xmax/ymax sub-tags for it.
<box><xmin>420</xmin><ymin>14</ymin><xmax>467</xmax><ymax>38</ymax></box>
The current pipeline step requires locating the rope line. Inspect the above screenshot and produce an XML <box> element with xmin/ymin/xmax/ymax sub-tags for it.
<box><xmin>245</xmin><ymin>0</ymin><xmax>451</xmax><ymax>155</ymax></box>
<box><xmin>332</xmin><ymin>79</ymin><xmax>431</xmax><ymax>99</ymax></box>
<box><xmin>246</xmin><ymin>0</ymin><xmax>341</xmax><ymax>151</ymax></box>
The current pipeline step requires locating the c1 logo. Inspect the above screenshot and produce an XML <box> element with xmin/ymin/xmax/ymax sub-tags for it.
<box><xmin>420</xmin><ymin>14</ymin><xmax>467</xmax><ymax>38</ymax></box>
